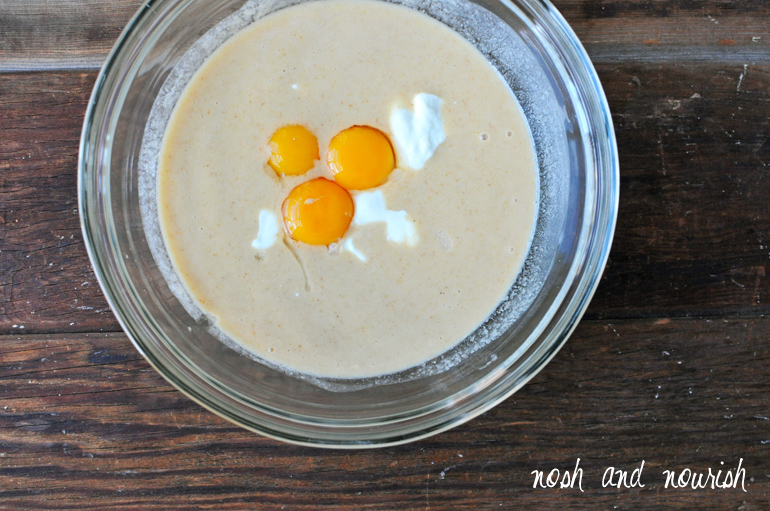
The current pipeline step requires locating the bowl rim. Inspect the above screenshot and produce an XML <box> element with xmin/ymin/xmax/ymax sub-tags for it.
<box><xmin>79</xmin><ymin>0</ymin><xmax>619</xmax><ymax>448</ymax></box>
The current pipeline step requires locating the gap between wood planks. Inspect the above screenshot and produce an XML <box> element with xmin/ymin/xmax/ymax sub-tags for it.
<box><xmin>1</xmin><ymin>44</ymin><xmax>769</xmax><ymax>73</ymax></box>
<box><xmin>2</xmin><ymin>315</ymin><xmax>770</xmax><ymax>341</ymax></box>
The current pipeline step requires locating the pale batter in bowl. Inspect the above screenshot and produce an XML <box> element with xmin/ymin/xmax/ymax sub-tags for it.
<box><xmin>157</xmin><ymin>0</ymin><xmax>538</xmax><ymax>377</ymax></box>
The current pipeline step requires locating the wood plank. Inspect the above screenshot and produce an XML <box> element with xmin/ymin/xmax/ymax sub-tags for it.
<box><xmin>552</xmin><ymin>0</ymin><xmax>770</xmax><ymax>63</ymax></box>
<box><xmin>588</xmin><ymin>63</ymin><xmax>770</xmax><ymax>319</ymax></box>
<box><xmin>0</xmin><ymin>0</ymin><xmax>144</xmax><ymax>71</ymax></box>
<box><xmin>2</xmin><ymin>63</ymin><xmax>770</xmax><ymax>332</ymax></box>
<box><xmin>0</xmin><ymin>318</ymin><xmax>767</xmax><ymax>509</ymax></box>
<box><xmin>0</xmin><ymin>0</ymin><xmax>768</xmax><ymax>71</ymax></box>
<box><xmin>0</xmin><ymin>72</ymin><xmax>118</xmax><ymax>334</ymax></box>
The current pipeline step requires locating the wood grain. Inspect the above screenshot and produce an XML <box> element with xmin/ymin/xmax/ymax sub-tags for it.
<box><xmin>2</xmin><ymin>1</ymin><xmax>769</xmax><ymax>509</ymax></box>
<box><xmin>589</xmin><ymin>63</ymin><xmax>770</xmax><ymax>319</ymax></box>
<box><xmin>0</xmin><ymin>72</ymin><xmax>118</xmax><ymax>334</ymax></box>
<box><xmin>0</xmin><ymin>0</ymin><xmax>768</xmax><ymax>70</ymax></box>
<box><xmin>0</xmin><ymin>0</ymin><xmax>143</xmax><ymax>71</ymax></box>
<box><xmin>552</xmin><ymin>0</ymin><xmax>770</xmax><ymax>63</ymax></box>
<box><xmin>2</xmin><ymin>63</ymin><xmax>770</xmax><ymax>332</ymax></box>
<box><xmin>0</xmin><ymin>318</ymin><xmax>767</xmax><ymax>509</ymax></box>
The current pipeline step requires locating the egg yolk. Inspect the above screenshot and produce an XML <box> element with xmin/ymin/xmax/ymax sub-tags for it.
<box><xmin>282</xmin><ymin>178</ymin><xmax>354</xmax><ymax>246</ymax></box>
<box><xmin>268</xmin><ymin>125</ymin><xmax>319</xmax><ymax>176</ymax></box>
<box><xmin>327</xmin><ymin>126</ymin><xmax>395</xmax><ymax>190</ymax></box>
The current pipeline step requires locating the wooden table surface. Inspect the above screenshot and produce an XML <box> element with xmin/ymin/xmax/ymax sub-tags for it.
<box><xmin>1</xmin><ymin>0</ymin><xmax>769</xmax><ymax>509</ymax></box>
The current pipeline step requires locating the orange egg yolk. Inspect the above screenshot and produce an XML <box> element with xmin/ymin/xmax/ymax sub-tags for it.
<box><xmin>327</xmin><ymin>126</ymin><xmax>395</xmax><ymax>190</ymax></box>
<box><xmin>268</xmin><ymin>125</ymin><xmax>319</xmax><ymax>176</ymax></box>
<box><xmin>282</xmin><ymin>178</ymin><xmax>354</xmax><ymax>246</ymax></box>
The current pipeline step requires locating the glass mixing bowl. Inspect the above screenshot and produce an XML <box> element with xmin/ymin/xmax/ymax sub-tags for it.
<box><xmin>79</xmin><ymin>0</ymin><xmax>618</xmax><ymax>447</ymax></box>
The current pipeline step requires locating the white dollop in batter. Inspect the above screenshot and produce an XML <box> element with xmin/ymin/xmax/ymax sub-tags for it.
<box><xmin>352</xmin><ymin>190</ymin><xmax>418</xmax><ymax>246</ymax></box>
<box><xmin>343</xmin><ymin>238</ymin><xmax>368</xmax><ymax>262</ymax></box>
<box><xmin>343</xmin><ymin>190</ymin><xmax>419</xmax><ymax>261</ymax></box>
<box><xmin>252</xmin><ymin>209</ymin><xmax>280</xmax><ymax>250</ymax></box>
<box><xmin>390</xmin><ymin>93</ymin><xmax>446</xmax><ymax>170</ymax></box>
